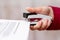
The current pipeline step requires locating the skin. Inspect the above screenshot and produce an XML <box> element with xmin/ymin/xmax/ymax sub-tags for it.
<box><xmin>26</xmin><ymin>6</ymin><xmax>54</xmax><ymax>31</ymax></box>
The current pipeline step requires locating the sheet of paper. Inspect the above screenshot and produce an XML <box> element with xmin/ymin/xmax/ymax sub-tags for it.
<box><xmin>0</xmin><ymin>20</ymin><xmax>30</xmax><ymax>40</ymax></box>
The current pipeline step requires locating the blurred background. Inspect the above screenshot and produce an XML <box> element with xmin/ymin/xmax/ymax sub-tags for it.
<box><xmin>0</xmin><ymin>0</ymin><xmax>60</xmax><ymax>20</ymax></box>
<box><xmin>0</xmin><ymin>0</ymin><xmax>60</xmax><ymax>40</ymax></box>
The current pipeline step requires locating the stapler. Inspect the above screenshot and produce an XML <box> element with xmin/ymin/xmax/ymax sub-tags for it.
<box><xmin>23</xmin><ymin>13</ymin><xmax>52</xmax><ymax>26</ymax></box>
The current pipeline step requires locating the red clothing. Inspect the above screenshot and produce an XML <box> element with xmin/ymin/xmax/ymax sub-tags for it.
<box><xmin>47</xmin><ymin>6</ymin><xmax>60</xmax><ymax>30</ymax></box>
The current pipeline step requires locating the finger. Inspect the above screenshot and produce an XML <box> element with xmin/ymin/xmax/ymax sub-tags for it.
<box><xmin>33</xmin><ymin>20</ymin><xmax>42</xmax><ymax>30</ymax></box>
<box><xmin>45</xmin><ymin>19</ymin><xmax>52</xmax><ymax>29</ymax></box>
<box><xmin>42</xmin><ymin>19</ymin><xmax>52</xmax><ymax>30</ymax></box>
<box><xmin>47</xmin><ymin>19</ymin><xmax>52</xmax><ymax>27</ymax></box>
<box><xmin>37</xmin><ymin>21</ymin><xmax>43</xmax><ymax>31</ymax></box>
<box><xmin>40</xmin><ymin>19</ymin><xmax>48</xmax><ymax>30</ymax></box>
<box><xmin>26</xmin><ymin>7</ymin><xmax>35</xmax><ymax>13</ymax></box>
<box><xmin>30</xmin><ymin>26</ymin><xmax>35</xmax><ymax>30</ymax></box>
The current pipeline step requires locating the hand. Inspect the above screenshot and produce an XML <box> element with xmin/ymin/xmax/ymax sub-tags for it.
<box><xmin>26</xmin><ymin>6</ymin><xmax>54</xmax><ymax>31</ymax></box>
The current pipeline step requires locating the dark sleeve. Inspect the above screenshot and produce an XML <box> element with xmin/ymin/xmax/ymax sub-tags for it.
<box><xmin>47</xmin><ymin>6</ymin><xmax>60</xmax><ymax>30</ymax></box>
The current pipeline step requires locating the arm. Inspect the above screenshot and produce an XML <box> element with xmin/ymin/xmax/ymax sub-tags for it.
<box><xmin>47</xmin><ymin>6</ymin><xmax>60</xmax><ymax>30</ymax></box>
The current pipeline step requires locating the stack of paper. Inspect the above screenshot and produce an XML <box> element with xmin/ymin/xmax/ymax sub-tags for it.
<box><xmin>0</xmin><ymin>19</ymin><xmax>30</xmax><ymax>40</ymax></box>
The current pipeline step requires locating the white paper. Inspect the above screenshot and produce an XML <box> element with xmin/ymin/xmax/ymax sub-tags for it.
<box><xmin>0</xmin><ymin>19</ymin><xmax>30</xmax><ymax>40</ymax></box>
